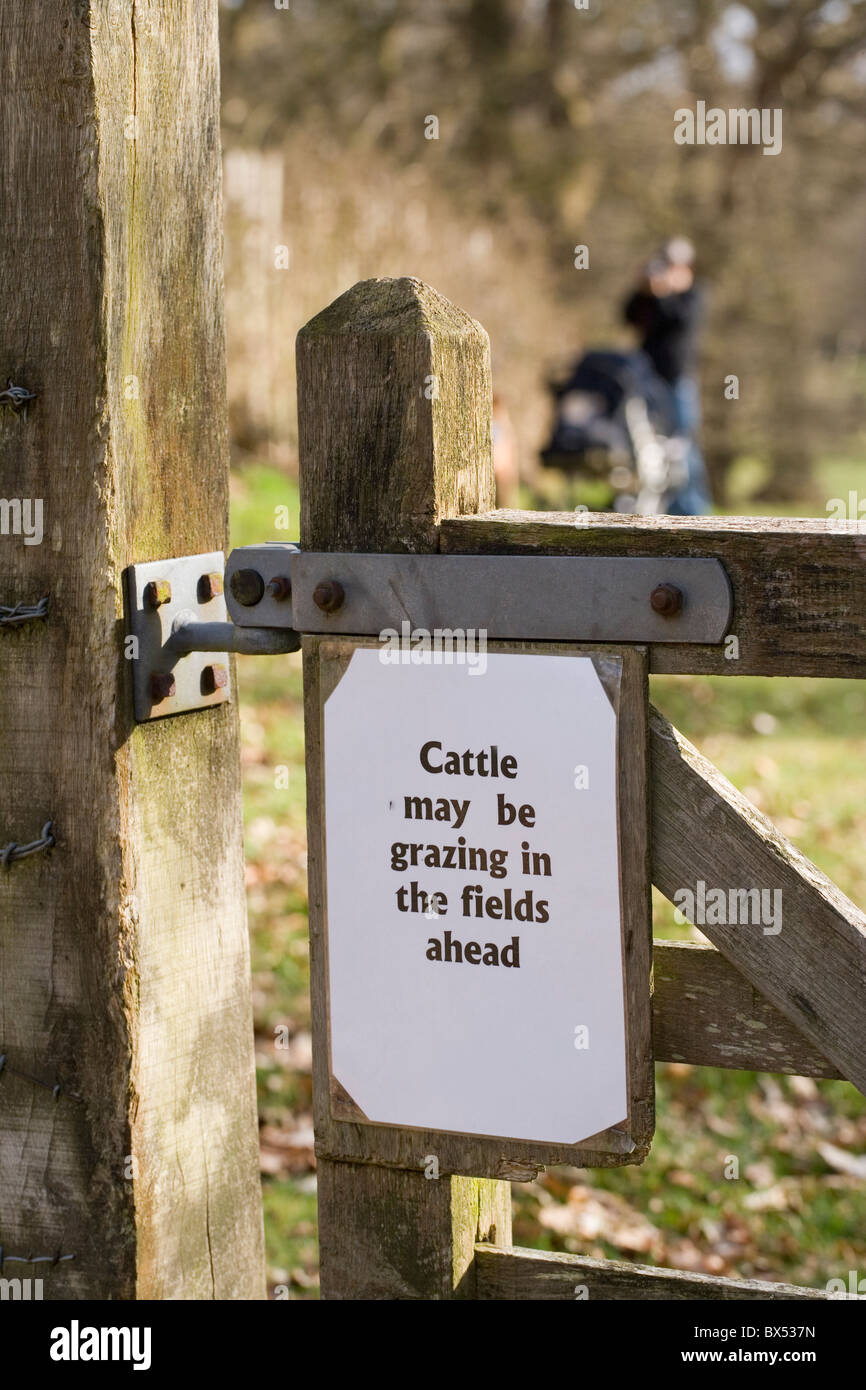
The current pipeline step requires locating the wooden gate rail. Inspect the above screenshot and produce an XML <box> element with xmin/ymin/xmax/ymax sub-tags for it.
<box><xmin>473</xmin><ymin>1246</ymin><xmax>827</xmax><ymax>1301</ymax></box>
<box><xmin>652</xmin><ymin>942</ymin><xmax>841</xmax><ymax>1078</ymax></box>
<box><xmin>441</xmin><ymin>512</ymin><xmax>866</xmax><ymax>679</ymax></box>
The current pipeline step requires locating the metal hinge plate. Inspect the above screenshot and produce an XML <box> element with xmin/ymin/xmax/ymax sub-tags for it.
<box><xmin>125</xmin><ymin>552</ymin><xmax>232</xmax><ymax>722</ymax></box>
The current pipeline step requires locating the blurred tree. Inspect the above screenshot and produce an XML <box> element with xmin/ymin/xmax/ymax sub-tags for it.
<box><xmin>219</xmin><ymin>0</ymin><xmax>866</xmax><ymax>502</ymax></box>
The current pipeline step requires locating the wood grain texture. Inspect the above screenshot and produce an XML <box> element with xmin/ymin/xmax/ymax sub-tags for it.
<box><xmin>650</xmin><ymin>707</ymin><xmax>866</xmax><ymax>1094</ymax></box>
<box><xmin>0</xmin><ymin>0</ymin><xmax>264</xmax><ymax>1299</ymax></box>
<box><xmin>652</xmin><ymin>941</ymin><xmax>841</xmax><ymax>1078</ymax></box>
<box><xmin>299</xmin><ymin>277</ymin><xmax>509</xmax><ymax>1298</ymax></box>
<box><xmin>475</xmin><ymin>1246</ymin><xmax>827</xmax><ymax>1301</ymax></box>
<box><xmin>297</xmin><ymin>277</ymin><xmax>495</xmax><ymax>554</ymax></box>
<box><xmin>616</xmin><ymin>647</ymin><xmax>655</xmax><ymax>1154</ymax></box>
<box><xmin>441</xmin><ymin>511</ymin><xmax>866</xmax><ymax>678</ymax></box>
<box><xmin>318</xmin><ymin>1163</ymin><xmax>511</xmax><ymax>1300</ymax></box>
<box><xmin>306</xmin><ymin>638</ymin><xmax>653</xmax><ymax>1176</ymax></box>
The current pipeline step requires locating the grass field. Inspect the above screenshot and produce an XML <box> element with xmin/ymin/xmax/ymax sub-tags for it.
<box><xmin>230</xmin><ymin>462</ymin><xmax>866</xmax><ymax>1298</ymax></box>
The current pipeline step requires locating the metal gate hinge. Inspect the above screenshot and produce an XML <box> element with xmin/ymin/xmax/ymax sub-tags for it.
<box><xmin>124</xmin><ymin>551</ymin><xmax>300</xmax><ymax>723</ymax></box>
<box><xmin>127</xmin><ymin>545</ymin><xmax>732</xmax><ymax>722</ymax></box>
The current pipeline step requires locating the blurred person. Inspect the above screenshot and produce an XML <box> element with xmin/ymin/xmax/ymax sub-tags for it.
<box><xmin>623</xmin><ymin>237</ymin><xmax>711</xmax><ymax>514</ymax></box>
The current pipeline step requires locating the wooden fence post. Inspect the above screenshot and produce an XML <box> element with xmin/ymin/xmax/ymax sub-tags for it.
<box><xmin>297</xmin><ymin>277</ymin><xmax>512</xmax><ymax>1298</ymax></box>
<box><xmin>0</xmin><ymin>1</ymin><xmax>264</xmax><ymax>1298</ymax></box>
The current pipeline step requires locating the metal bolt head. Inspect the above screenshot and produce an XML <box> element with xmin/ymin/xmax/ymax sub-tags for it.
<box><xmin>266</xmin><ymin>575</ymin><xmax>292</xmax><ymax>602</ymax></box>
<box><xmin>650</xmin><ymin>583</ymin><xmax>684</xmax><ymax>618</ymax></box>
<box><xmin>202</xmin><ymin>663</ymin><xmax>229</xmax><ymax>695</ymax></box>
<box><xmin>313</xmin><ymin>579</ymin><xmax>345</xmax><ymax>614</ymax></box>
<box><xmin>198</xmin><ymin>571</ymin><xmax>224</xmax><ymax>602</ymax></box>
<box><xmin>229</xmin><ymin>568</ymin><xmax>265</xmax><ymax>607</ymax></box>
<box><xmin>144</xmin><ymin>579</ymin><xmax>171</xmax><ymax>610</ymax></box>
<box><xmin>150</xmin><ymin>671</ymin><xmax>176</xmax><ymax>702</ymax></box>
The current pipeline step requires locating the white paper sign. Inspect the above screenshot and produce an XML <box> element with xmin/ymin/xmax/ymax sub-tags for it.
<box><xmin>324</xmin><ymin>649</ymin><xmax>628</xmax><ymax>1145</ymax></box>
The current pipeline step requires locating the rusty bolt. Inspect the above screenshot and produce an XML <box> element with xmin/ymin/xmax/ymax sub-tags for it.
<box><xmin>229</xmin><ymin>568</ymin><xmax>265</xmax><ymax>607</ymax></box>
<box><xmin>198</xmin><ymin>571</ymin><xmax>224</xmax><ymax>602</ymax></box>
<box><xmin>313</xmin><ymin>579</ymin><xmax>345</xmax><ymax>614</ymax></box>
<box><xmin>150</xmin><ymin>671</ymin><xmax>176</xmax><ymax>702</ymax></box>
<box><xmin>144</xmin><ymin>579</ymin><xmax>171</xmax><ymax>610</ymax></box>
<box><xmin>266</xmin><ymin>575</ymin><xmax>292</xmax><ymax>602</ymax></box>
<box><xmin>202</xmin><ymin>663</ymin><xmax>229</xmax><ymax>695</ymax></box>
<box><xmin>650</xmin><ymin>583</ymin><xmax>684</xmax><ymax>618</ymax></box>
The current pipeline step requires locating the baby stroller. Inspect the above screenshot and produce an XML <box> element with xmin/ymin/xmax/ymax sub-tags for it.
<box><xmin>540</xmin><ymin>349</ymin><xmax>689</xmax><ymax>514</ymax></box>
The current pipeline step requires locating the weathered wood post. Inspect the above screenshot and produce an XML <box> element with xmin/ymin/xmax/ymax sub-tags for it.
<box><xmin>297</xmin><ymin>277</ymin><xmax>512</xmax><ymax>1298</ymax></box>
<box><xmin>0</xmin><ymin>2</ymin><xmax>264</xmax><ymax>1297</ymax></box>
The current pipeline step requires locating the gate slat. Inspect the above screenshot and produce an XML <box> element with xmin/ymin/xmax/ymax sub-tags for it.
<box><xmin>652</xmin><ymin>941</ymin><xmax>841</xmax><ymax>1078</ymax></box>
<box><xmin>475</xmin><ymin>1245</ymin><xmax>827</xmax><ymax>1300</ymax></box>
<box><xmin>650</xmin><ymin>709</ymin><xmax>866</xmax><ymax>1094</ymax></box>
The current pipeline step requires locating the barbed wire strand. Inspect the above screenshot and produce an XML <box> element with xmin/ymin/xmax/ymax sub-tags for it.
<box><xmin>0</xmin><ymin>1246</ymin><xmax>76</xmax><ymax>1272</ymax></box>
<box><xmin>0</xmin><ymin>1052</ymin><xmax>82</xmax><ymax>1105</ymax></box>
<box><xmin>1</xmin><ymin>821</ymin><xmax>55</xmax><ymax>868</ymax></box>
<box><xmin>0</xmin><ymin>380</ymin><xmax>38</xmax><ymax>420</ymax></box>
<box><xmin>0</xmin><ymin>597</ymin><xmax>49</xmax><ymax>628</ymax></box>
<box><xmin>0</xmin><ymin>575</ymin><xmax>70</xmax><ymax>1275</ymax></box>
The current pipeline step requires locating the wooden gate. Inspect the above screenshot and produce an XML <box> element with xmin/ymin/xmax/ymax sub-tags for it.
<box><xmin>297</xmin><ymin>277</ymin><xmax>866</xmax><ymax>1301</ymax></box>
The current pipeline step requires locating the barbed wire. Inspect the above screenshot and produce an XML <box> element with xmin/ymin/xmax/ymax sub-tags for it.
<box><xmin>0</xmin><ymin>379</ymin><xmax>37</xmax><ymax>419</ymax></box>
<box><xmin>1</xmin><ymin>821</ymin><xmax>55</xmax><ymax>869</ymax></box>
<box><xmin>0</xmin><ymin>1051</ymin><xmax>82</xmax><ymax>1105</ymax></box>
<box><xmin>0</xmin><ymin>597</ymin><xmax>49</xmax><ymax>628</ymax></box>
<box><xmin>0</xmin><ymin>1247</ymin><xmax>76</xmax><ymax>1272</ymax></box>
<box><xmin>0</xmin><ymin>563</ymin><xmax>70</xmax><ymax>1280</ymax></box>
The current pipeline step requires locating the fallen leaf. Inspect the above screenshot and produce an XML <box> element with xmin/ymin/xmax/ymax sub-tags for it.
<box><xmin>817</xmin><ymin>1142</ymin><xmax>866</xmax><ymax>1181</ymax></box>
